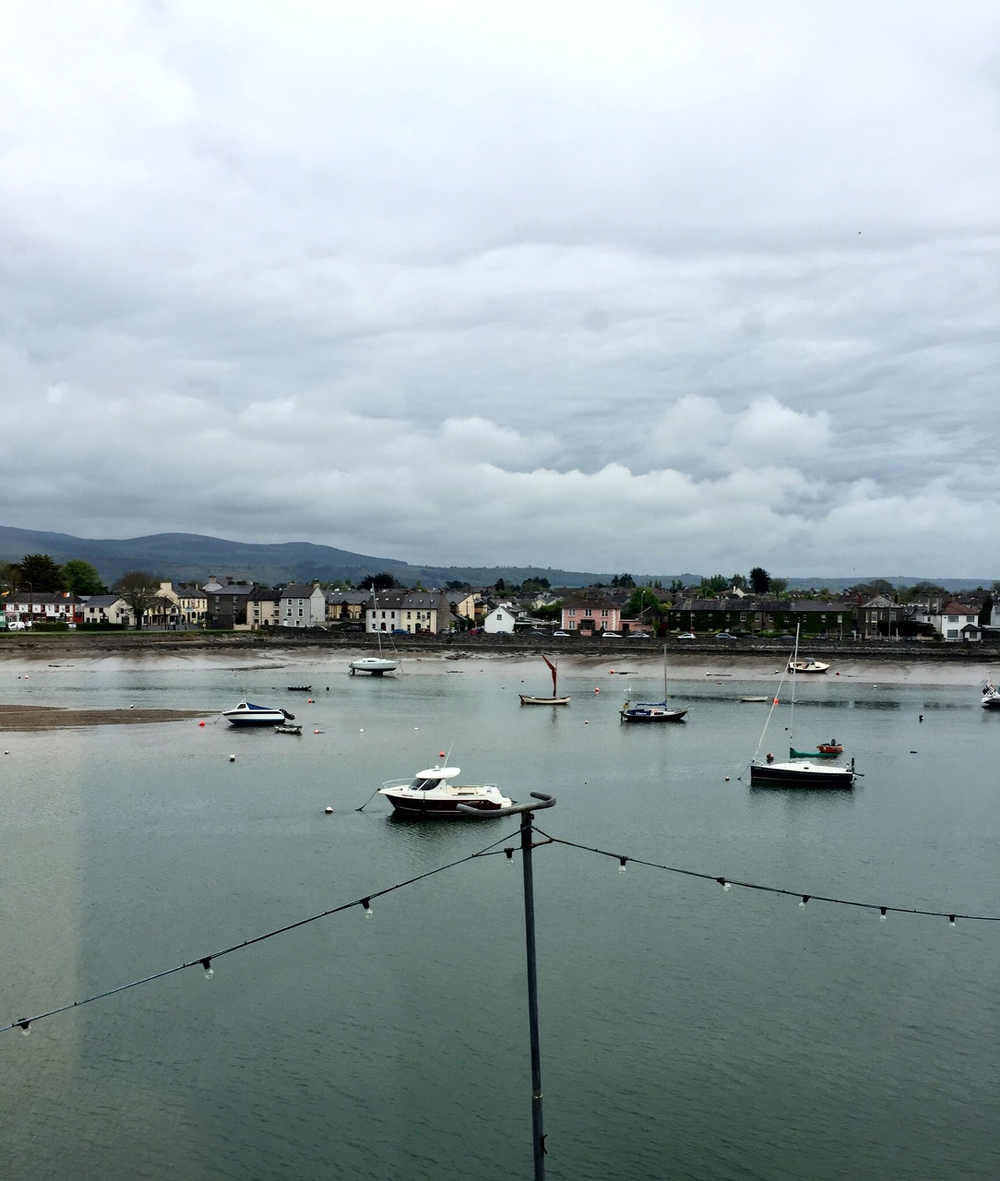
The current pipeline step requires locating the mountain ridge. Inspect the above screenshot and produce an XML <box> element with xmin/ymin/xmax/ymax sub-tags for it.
<box><xmin>0</xmin><ymin>525</ymin><xmax>989</xmax><ymax>591</ymax></box>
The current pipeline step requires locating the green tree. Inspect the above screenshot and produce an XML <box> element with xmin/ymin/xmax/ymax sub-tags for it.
<box><xmin>698</xmin><ymin>574</ymin><xmax>728</xmax><ymax>596</ymax></box>
<box><xmin>14</xmin><ymin>553</ymin><xmax>65</xmax><ymax>592</ymax></box>
<box><xmin>610</xmin><ymin>573</ymin><xmax>635</xmax><ymax>588</ymax></box>
<box><xmin>770</xmin><ymin>577</ymin><xmax>789</xmax><ymax>597</ymax></box>
<box><xmin>749</xmin><ymin>566</ymin><xmax>771</xmax><ymax>593</ymax></box>
<box><xmin>730</xmin><ymin>573</ymin><xmax>747</xmax><ymax>590</ymax></box>
<box><xmin>625</xmin><ymin>587</ymin><xmax>664</xmax><ymax>619</ymax></box>
<box><xmin>979</xmin><ymin>594</ymin><xmax>993</xmax><ymax>627</ymax></box>
<box><xmin>113</xmin><ymin>571</ymin><xmax>161</xmax><ymax>630</ymax></box>
<box><xmin>61</xmin><ymin>559</ymin><xmax>105</xmax><ymax>596</ymax></box>
<box><xmin>361</xmin><ymin>572</ymin><xmax>398</xmax><ymax>592</ymax></box>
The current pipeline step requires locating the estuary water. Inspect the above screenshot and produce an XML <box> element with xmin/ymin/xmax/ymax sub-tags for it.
<box><xmin>2</xmin><ymin>649</ymin><xmax>999</xmax><ymax>1180</ymax></box>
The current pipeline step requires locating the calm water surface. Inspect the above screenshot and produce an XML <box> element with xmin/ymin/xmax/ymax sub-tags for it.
<box><xmin>2</xmin><ymin>652</ymin><xmax>999</xmax><ymax>1179</ymax></box>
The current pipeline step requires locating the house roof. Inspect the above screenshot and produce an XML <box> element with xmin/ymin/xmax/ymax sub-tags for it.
<box><xmin>281</xmin><ymin>583</ymin><xmax>320</xmax><ymax>598</ymax></box>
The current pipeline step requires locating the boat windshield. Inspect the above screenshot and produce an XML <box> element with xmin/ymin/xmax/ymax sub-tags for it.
<box><xmin>410</xmin><ymin>777</ymin><xmax>442</xmax><ymax>791</ymax></box>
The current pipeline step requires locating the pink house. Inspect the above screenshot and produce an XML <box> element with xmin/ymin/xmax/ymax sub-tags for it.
<box><xmin>560</xmin><ymin>595</ymin><xmax>622</xmax><ymax>635</ymax></box>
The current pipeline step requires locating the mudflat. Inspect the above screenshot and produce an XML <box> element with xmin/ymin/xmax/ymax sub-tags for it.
<box><xmin>0</xmin><ymin>703</ymin><xmax>209</xmax><ymax>731</ymax></box>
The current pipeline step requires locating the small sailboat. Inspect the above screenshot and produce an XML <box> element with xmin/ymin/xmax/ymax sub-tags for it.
<box><xmin>749</xmin><ymin>626</ymin><xmax>855</xmax><ymax>787</ymax></box>
<box><xmin>350</xmin><ymin>590</ymin><xmax>398</xmax><ymax>676</ymax></box>
<box><xmin>519</xmin><ymin>655</ymin><xmax>570</xmax><ymax>705</ymax></box>
<box><xmin>620</xmin><ymin>646</ymin><xmax>687</xmax><ymax>723</ymax></box>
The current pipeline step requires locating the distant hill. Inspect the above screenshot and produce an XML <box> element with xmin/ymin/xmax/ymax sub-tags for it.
<box><xmin>0</xmin><ymin>525</ymin><xmax>990</xmax><ymax>591</ymax></box>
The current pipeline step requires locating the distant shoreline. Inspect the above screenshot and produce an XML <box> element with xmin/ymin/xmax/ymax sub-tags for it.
<box><xmin>2</xmin><ymin>629</ymin><xmax>997</xmax><ymax>664</ymax></box>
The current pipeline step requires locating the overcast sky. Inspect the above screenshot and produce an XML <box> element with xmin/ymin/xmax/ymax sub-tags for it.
<box><xmin>3</xmin><ymin>1</ymin><xmax>999</xmax><ymax>578</ymax></box>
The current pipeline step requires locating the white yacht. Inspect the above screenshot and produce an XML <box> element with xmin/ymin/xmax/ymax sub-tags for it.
<box><xmin>378</xmin><ymin>764</ymin><xmax>512</xmax><ymax>817</ymax></box>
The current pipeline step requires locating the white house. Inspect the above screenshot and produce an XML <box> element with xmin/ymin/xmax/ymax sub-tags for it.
<box><xmin>279</xmin><ymin>583</ymin><xmax>326</xmax><ymax>628</ymax></box>
<box><xmin>919</xmin><ymin>600</ymin><xmax>981</xmax><ymax>641</ymax></box>
<box><xmin>483</xmin><ymin>605</ymin><xmax>517</xmax><ymax>634</ymax></box>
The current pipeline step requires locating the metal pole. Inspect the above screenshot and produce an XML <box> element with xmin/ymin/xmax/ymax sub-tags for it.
<box><xmin>520</xmin><ymin>805</ymin><xmax>546</xmax><ymax>1180</ymax></box>
<box><xmin>459</xmin><ymin>792</ymin><xmax>554</xmax><ymax>1177</ymax></box>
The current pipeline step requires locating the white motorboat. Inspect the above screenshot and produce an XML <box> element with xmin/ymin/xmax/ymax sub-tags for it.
<box><xmin>224</xmin><ymin>699</ymin><xmax>293</xmax><ymax>727</ymax></box>
<box><xmin>982</xmin><ymin>681</ymin><xmax>1000</xmax><ymax>710</ymax></box>
<box><xmin>788</xmin><ymin>657</ymin><xmax>829</xmax><ymax>674</ymax></box>
<box><xmin>378</xmin><ymin>764</ymin><xmax>512</xmax><ymax>817</ymax></box>
<box><xmin>750</xmin><ymin>627</ymin><xmax>855</xmax><ymax>788</ymax></box>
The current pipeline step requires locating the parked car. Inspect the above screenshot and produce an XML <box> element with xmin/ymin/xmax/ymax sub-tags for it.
<box><xmin>630</xmin><ymin>631</ymin><xmax>652</xmax><ymax>639</ymax></box>
<box><xmin>715</xmin><ymin>632</ymin><xmax>738</xmax><ymax>640</ymax></box>
<box><xmin>552</xmin><ymin>630</ymin><xmax>570</xmax><ymax>637</ymax></box>
<box><xmin>677</xmin><ymin>631</ymin><xmax>696</xmax><ymax>639</ymax></box>
<box><xmin>602</xmin><ymin>631</ymin><xmax>622</xmax><ymax>639</ymax></box>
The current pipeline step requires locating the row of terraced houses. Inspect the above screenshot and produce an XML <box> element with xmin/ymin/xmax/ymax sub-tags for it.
<box><xmin>2</xmin><ymin>577</ymin><xmax>993</xmax><ymax>642</ymax></box>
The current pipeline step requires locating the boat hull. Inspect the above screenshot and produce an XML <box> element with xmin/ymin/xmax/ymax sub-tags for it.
<box><xmin>982</xmin><ymin>696</ymin><xmax>1000</xmax><ymax>710</ymax></box>
<box><xmin>620</xmin><ymin>706</ymin><xmax>687</xmax><ymax>723</ymax></box>
<box><xmin>520</xmin><ymin>695</ymin><xmax>570</xmax><ymax>706</ymax></box>
<box><xmin>380</xmin><ymin>791</ymin><xmax>508</xmax><ymax>817</ymax></box>
<box><xmin>350</xmin><ymin>658</ymin><xmax>397</xmax><ymax>675</ymax></box>
<box><xmin>224</xmin><ymin>700</ymin><xmax>290</xmax><ymax>726</ymax></box>
<box><xmin>750</xmin><ymin>760</ymin><xmax>854</xmax><ymax>787</ymax></box>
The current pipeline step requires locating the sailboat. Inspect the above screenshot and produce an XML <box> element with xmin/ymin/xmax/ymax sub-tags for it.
<box><xmin>350</xmin><ymin>590</ymin><xmax>398</xmax><ymax>676</ymax></box>
<box><xmin>519</xmin><ymin>655</ymin><xmax>570</xmax><ymax>705</ymax></box>
<box><xmin>619</xmin><ymin>645</ymin><xmax>687</xmax><ymax>723</ymax></box>
<box><xmin>749</xmin><ymin>625</ymin><xmax>855</xmax><ymax>787</ymax></box>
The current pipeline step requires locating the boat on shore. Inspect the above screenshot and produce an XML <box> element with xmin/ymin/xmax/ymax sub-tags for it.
<box><xmin>224</xmin><ymin>699</ymin><xmax>294</xmax><ymax>727</ymax></box>
<box><xmin>350</xmin><ymin>592</ymin><xmax>398</xmax><ymax>675</ymax></box>
<box><xmin>520</xmin><ymin>655</ymin><xmax>569</xmax><ymax>705</ymax></box>
<box><xmin>620</xmin><ymin>646</ymin><xmax>686</xmax><ymax>723</ymax></box>
<box><xmin>788</xmin><ymin>656</ymin><xmax>829</xmax><ymax>674</ymax></box>
<box><xmin>378</xmin><ymin>764</ymin><xmax>512</xmax><ymax>817</ymax></box>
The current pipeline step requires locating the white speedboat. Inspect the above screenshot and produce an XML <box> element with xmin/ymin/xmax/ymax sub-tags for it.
<box><xmin>224</xmin><ymin>699</ymin><xmax>293</xmax><ymax>727</ymax></box>
<box><xmin>982</xmin><ymin>681</ymin><xmax>1000</xmax><ymax>710</ymax></box>
<box><xmin>378</xmin><ymin>764</ymin><xmax>512</xmax><ymax>817</ymax></box>
<box><xmin>788</xmin><ymin>657</ymin><xmax>829</xmax><ymax>674</ymax></box>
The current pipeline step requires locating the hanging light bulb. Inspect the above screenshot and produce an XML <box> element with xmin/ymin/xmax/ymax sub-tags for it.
<box><xmin>200</xmin><ymin>957</ymin><xmax>214</xmax><ymax>980</ymax></box>
<box><xmin>504</xmin><ymin>848</ymin><xmax>514</xmax><ymax>863</ymax></box>
<box><xmin>362</xmin><ymin>897</ymin><xmax>373</xmax><ymax>919</ymax></box>
<box><xmin>17</xmin><ymin>1019</ymin><xmax>30</xmax><ymax>1037</ymax></box>
<box><xmin>716</xmin><ymin>876</ymin><xmax>732</xmax><ymax>892</ymax></box>
<box><xmin>618</xmin><ymin>857</ymin><xmax>627</xmax><ymax>875</ymax></box>
<box><xmin>799</xmin><ymin>895</ymin><xmax>810</xmax><ymax>909</ymax></box>
<box><xmin>948</xmin><ymin>914</ymin><xmax>957</xmax><ymax>928</ymax></box>
<box><xmin>879</xmin><ymin>907</ymin><xmax>887</xmax><ymax>922</ymax></box>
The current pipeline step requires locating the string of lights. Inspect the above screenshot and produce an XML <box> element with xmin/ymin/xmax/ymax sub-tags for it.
<box><xmin>2</xmin><ymin>824</ymin><xmax>522</xmax><ymax>1037</ymax></box>
<box><xmin>7</xmin><ymin>815</ymin><xmax>998</xmax><ymax>1039</ymax></box>
<box><xmin>531</xmin><ymin>825</ymin><xmax>1000</xmax><ymax>925</ymax></box>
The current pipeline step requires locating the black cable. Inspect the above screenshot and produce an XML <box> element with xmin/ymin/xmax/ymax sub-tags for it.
<box><xmin>3</xmin><ymin>824</ymin><xmax>522</xmax><ymax>1036</ymax></box>
<box><xmin>532</xmin><ymin>826</ymin><xmax>1000</xmax><ymax>922</ymax></box>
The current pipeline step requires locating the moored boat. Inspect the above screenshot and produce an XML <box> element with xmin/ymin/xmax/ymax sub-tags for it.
<box><xmin>982</xmin><ymin>681</ymin><xmax>1000</xmax><ymax>710</ymax></box>
<box><xmin>224</xmin><ymin>699</ymin><xmax>293</xmax><ymax>727</ymax></box>
<box><xmin>749</xmin><ymin>627</ymin><xmax>855</xmax><ymax>788</ymax></box>
<box><xmin>817</xmin><ymin>740</ymin><xmax>844</xmax><ymax>755</ymax></box>
<box><xmin>620</xmin><ymin>645</ymin><xmax>686</xmax><ymax>723</ymax></box>
<box><xmin>378</xmin><ymin>764</ymin><xmax>513</xmax><ymax>817</ymax></box>
<box><xmin>275</xmin><ymin>721</ymin><xmax>303</xmax><ymax>735</ymax></box>
<box><xmin>788</xmin><ymin>657</ymin><xmax>829</xmax><ymax>674</ymax></box>
<box><xmin>520</xmin><ymin>655</ymin><xmax>569</xmax><ymax>705</ymax></box>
